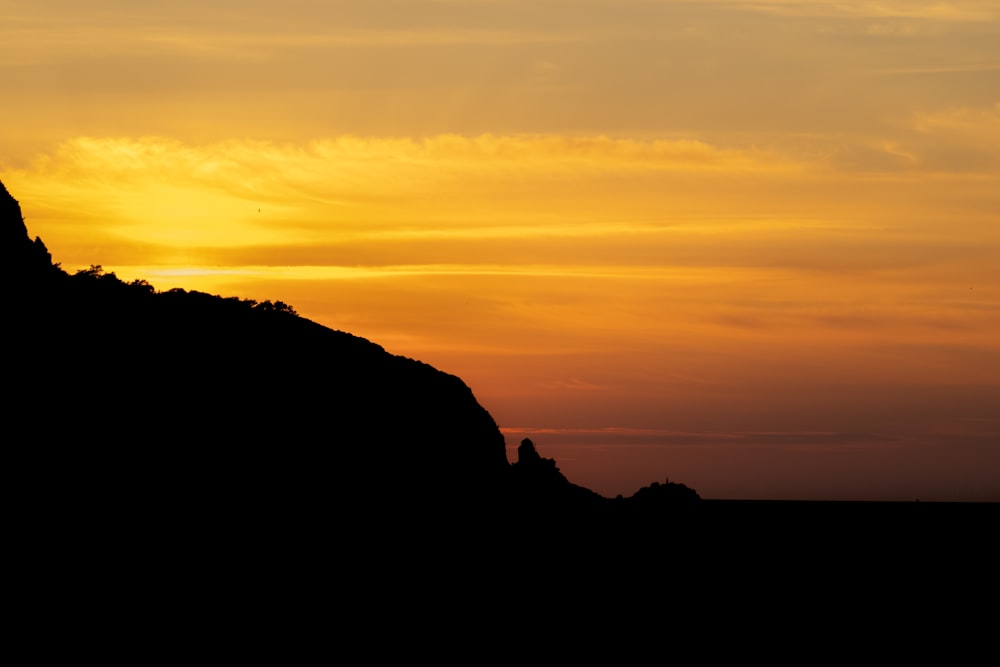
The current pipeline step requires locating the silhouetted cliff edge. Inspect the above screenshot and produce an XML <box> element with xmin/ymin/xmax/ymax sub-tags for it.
<box><xmin>5</xmin><ymin>179</ymin><xmax>703</xmax><ymax>541</ymax></box>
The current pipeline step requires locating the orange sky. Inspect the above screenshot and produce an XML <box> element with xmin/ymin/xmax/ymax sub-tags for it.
<box><xmin>2</xmin><ymin>0</ymin><xmax>998</xmax><ymax>500</ymax></box>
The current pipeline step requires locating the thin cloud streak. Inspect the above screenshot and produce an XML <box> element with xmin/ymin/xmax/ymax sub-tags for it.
<box><xmin>705</xmin><ymin>0</ymin><xmax>1000</xmax><ymax>21</ymax></box>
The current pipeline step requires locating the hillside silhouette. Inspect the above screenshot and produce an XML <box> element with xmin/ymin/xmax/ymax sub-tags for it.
<box><xmin>4</xmin><ymin>179</ymin><xmax>702</xmax><ymax>540</ymax></box>
<box><xmin>7</xmin><ymin>178</ymin><xmax>997</xmax><ymax>638</ymax></box>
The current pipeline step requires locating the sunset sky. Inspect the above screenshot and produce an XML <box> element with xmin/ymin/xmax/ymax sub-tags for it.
<box><xmin>2</xmin><ymin>0</ymin><xmax>998</xmax><ymax>500</ymax></box>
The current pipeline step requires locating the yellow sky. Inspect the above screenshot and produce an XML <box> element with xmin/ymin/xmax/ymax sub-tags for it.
<box><xmin>2</xmin><ymin>1</ymin><xmax>998</xmax><ymax>500</ymax></box>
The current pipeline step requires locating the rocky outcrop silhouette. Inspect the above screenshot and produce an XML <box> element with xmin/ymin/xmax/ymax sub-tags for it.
<box><xmin>1</xmin><ymin>180</ymin><xmax>56</xmax><ymax>280</ymax></box>
<box><xmin>508</xmin><ymin>438</ymin><xmax>607</xmax><ymax>515</ymax></box>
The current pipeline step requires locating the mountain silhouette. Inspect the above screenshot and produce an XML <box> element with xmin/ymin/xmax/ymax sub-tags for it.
<box><xmin>3</xmin><ymin>179</ymin><xmax>702</xmax><ymax>543</ymax></box>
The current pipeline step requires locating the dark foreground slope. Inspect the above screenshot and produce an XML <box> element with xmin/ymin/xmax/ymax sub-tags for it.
<box><xmin>4</xmin><ymin>181</ymin><xmax>509</xmax><ymax>521</ymax></box>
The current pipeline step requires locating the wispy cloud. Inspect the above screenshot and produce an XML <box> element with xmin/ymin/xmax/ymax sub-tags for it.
<box><xmin>6</xmin><ymin>133</ymin><xmax>997</xmax><ymax>279</ymax></box>
<box><xmin>912</xmin><ymin>103</ymin><xmax>1000</xmax><ymax>146</ymax></box>
<box><xmin>709</xmin><ymin>0</ymin><xmax>1000</xmax><ymax>22</ymax></box>
<box><xmin>502</xmin><ymin>426</ymin><xmax>898</xmax><ymax>448</ymax></box>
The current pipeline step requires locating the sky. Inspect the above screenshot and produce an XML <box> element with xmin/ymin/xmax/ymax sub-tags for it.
<box><xmin>2</xmin><ymin>0</ymin><xmax>998</xmax><ymax>501</ymax></box>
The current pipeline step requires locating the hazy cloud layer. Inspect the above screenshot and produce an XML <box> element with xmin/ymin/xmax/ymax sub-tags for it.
<box><xmin>3</xmin><ymin>0</ymin><xmax>998</xmax><ymax>146</ymax></box>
